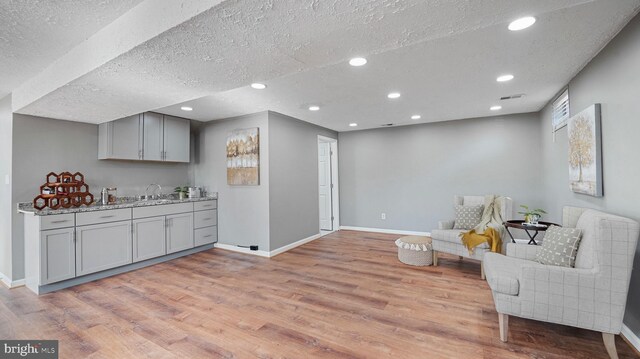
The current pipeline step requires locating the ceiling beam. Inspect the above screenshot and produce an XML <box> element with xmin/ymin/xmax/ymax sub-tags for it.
<box><xmin>12</xmin><ymin>0</ymin><xmax>224</xmax><ymax>112</ymax></box>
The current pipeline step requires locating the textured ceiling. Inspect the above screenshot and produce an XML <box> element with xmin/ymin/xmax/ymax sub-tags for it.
<box><xmin>8</xmin><ymin>0</ymin><xmax>640</xmax><ymax>131</ymax></box>
<box><xmin>0</xmin><ymin>0</ymin><xmax>144</xmax><ymax>99</ymax></box>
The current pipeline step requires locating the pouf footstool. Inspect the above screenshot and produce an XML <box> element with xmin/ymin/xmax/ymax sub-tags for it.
<box><xmin>395</xmin><ymin>236</ymin><xmax>433</xmax><ymax>266</ymax></box>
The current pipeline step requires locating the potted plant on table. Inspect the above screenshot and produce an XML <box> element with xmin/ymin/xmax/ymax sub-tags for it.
<box><xmin>174</xmin><ymin>186</ymin><xmax>188</xmax><ymax>200</ymax></box>
<box><xmin>518</xmin><ymin>205</ymin><xmax>547</xmax><ymax>225</ymax></box>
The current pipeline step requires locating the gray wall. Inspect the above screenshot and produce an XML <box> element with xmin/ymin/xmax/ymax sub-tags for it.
<box><xmin>0</xmin><ymin>95</ymin><xmax>12</xmax><ymax>280</ymax></box>
<box><xmin>539</xmin><ymin>13</ymin><xmax>640</xmax><ymax>336</ymax></box>
<box><xmin>191</xmin><ymin>112</ymin><xmax>271</xmax><ymax>251</ymax></box>
<box><xmin>338</xmin><ymin>113</ymin><xmax>543</xmax><ymax>232</ymax></box>
<box><xmin>268</xmin><ymin>111</ymin><xmax>337</xmax><ymax>251</ymax></box>
<box><xmin>11</xmin><ymin>114</ymin><xmax>190</xmax><ymax>279</ymax></box>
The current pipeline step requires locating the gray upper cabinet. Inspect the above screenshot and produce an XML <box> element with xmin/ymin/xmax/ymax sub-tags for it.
<box><xmin>40</xmin><ymin>228</ymin><xmax>76</xmax><ymax>285</ymax></box>
<box><xmin>142</xmin><ymin>112</ymin><xmax>164</xmax><ymax>161</ymax></box>
<box><xmin>163</xmin><ymin>115</ymin><xmax>190</xmax><ymax>162</ymax></box>
<box><xmin>98</xmin><ymin>114</ymin><xmax>142</xmax><ymax>160</ymax></box>
<box><xmin>166</xmin><ymin>212</ymin><xmax>194</xmax><ymax>254</ymax></box>
<box><xmin>75</xmin><ymin>221</ymin><xmax>133</xmax><ymax>276</ymax></box>
<box><xmin>133</xmin><ymin>216</ymin><xmax>166</xmax><ymax>262</ymax></box>
<box><xmin>98</xmin><ymin>112</ymin><xmax>189</xmax><ymax>162</ymax></box>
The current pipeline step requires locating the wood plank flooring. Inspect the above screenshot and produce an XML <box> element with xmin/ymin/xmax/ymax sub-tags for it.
<box><xmin>1</xmin><ymin>230</ymin><xmax>637</xmax><ymax>358</ymax></box>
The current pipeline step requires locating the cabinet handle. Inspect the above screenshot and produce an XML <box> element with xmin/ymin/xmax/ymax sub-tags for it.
<box><xmin>51</xmin><ymin>220</ymin><xmax>69</xmax><ymax>223</ymax></box>
<box><xmin>203</xmin><ymin>235</ymin><xmax>212</xmax><ymax>238</ymax></box>
<box><xmin>99</xmin><ymin>215</ymin><xmax>115</xmax><ymax>219</ymax></box>
<box><xmin>202</xmin><ymin>218</ymin><xmax>212</xmax><ymax>221</ymax></box>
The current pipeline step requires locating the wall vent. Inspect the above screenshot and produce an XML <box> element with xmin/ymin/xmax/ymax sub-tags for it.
<box><xmin>500</xmin><ymin>94</ymin><xmax>525</xmax><ymax>100</ymax></box>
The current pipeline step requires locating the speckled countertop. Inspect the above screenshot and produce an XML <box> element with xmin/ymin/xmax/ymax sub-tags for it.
<box><xmin>18</xmin><ymin>193</ymin><xmax>218</xmax><ymax>216</ymax></box>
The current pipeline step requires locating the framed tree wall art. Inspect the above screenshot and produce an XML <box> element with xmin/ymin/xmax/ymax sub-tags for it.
<box><xmin>226</xmin><ymin>127</ymin><xmax>260</xmax><ymax>185</ymax></box>
<box><xmin>567</xmin><ymin>104</ymin><xmax>603</xmax><ymax>197</ymax></box>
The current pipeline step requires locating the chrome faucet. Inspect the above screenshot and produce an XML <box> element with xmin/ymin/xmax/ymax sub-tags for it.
<box><xmin>145</xmin><ymin>183</ymin><xmax>162</xmax><ymax>200</ymax></box>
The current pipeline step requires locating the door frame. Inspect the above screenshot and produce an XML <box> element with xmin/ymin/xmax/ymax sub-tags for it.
<box><xmin>318</xmin><ymin>135</ymin><xmax>339</xmax><ymax>232</ymax></box>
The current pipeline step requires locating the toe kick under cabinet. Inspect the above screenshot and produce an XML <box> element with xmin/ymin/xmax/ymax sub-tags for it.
<box><xmin>23</xmin><ymin>199</ymin><xmax>218</xmax><ymax>294</ymax></box>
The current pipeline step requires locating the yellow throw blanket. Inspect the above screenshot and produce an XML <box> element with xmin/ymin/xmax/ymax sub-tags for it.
<box><xmin>459</xmin><ymin>195</ymin><xmax>506</xmax><ymax>254</ymax></box>
<box><xmin>461</xmin><ymin>227</ymin><xmax>502</xmax><ymax>254</ymax></box>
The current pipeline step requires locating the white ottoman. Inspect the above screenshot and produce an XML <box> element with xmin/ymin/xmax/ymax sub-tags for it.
<box><xmin>395</xmin><ymin>236</ymin><xmax>433</xmax><ymax>266</ymax></box>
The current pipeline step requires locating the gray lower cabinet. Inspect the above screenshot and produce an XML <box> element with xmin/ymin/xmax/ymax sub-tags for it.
<box><xmin>194</xmin><ymin>226</ymin><xmax>218</xmax><ymax>246</ymax></box>
<box><xmin>75</xmin><ymin>221</ymin><xmax>133</xmax><ymax>276</ymax></box>
<box><xmin>133</xmin><ymin>216</ymin><xmax>166</xmax><ymax>262</ymax></box>
<box><xmin>166</xmin><ymin>212</ymin><xmax>194</xmax><ymax>254</ymax></box>
<box><xmin>40</xmin><ymin>228</ymin><xmax>76</xmax><ymax>285</ymax></box>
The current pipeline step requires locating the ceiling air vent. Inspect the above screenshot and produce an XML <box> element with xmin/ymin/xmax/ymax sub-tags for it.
<box><xmin>500</xmin><ymin>94</ymin><xmax>525</xmax><ymax>100</ymax></box>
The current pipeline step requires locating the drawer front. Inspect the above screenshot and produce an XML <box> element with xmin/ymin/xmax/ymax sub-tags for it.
<box><xmin>76</xmin><ymin>208</ymin><xmax>132</xmax><ymax>226</ymax></box>
<box><xmin>194</xmin><ymin>209</ymin><xmax>217</xmax><ymax>229</ymax></box>
<box><xmin>194</xmin><ymin>200</ymin><xmax>217</xmax><ymax>212</ymax></box>
<box><xmin>133</xmin><ymin>202</ymin><xmax>193</xmax><ymax>219</ymax></box>
<box><xmin>40</xmin><ymin>213</ymin><xmax>75</xmax><ymax>231</ymax></box>
<box><xmin>194</xmin><ymin>226</ymin><xmax>217</xmax><ymax>246</ymax></box>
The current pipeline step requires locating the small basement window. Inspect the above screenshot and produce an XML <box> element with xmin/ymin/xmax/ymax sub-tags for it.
<box><xmin>552</xmin><ymin>88</ymin><xmax>570</xmax><ymax>132</ymax></box>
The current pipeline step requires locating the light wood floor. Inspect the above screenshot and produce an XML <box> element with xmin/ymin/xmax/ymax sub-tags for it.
<box><xmin>1</xmin><ymin>230</ymin><xmax>637</xmax><ymax>358</ymax></box>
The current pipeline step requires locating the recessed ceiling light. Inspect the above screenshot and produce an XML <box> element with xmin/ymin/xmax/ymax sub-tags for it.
<box><xmin>508</xmin><ymin>16</ymin><xmax>536</xmax><ymax>31</ymax></box>
<box><xmin>490</xmin><ymin>105</ymin><xmax>502</xmax><ymax>111</ymax></box>
<box><xmin>349</xmin><ymin>123</ymin><xmax>358</xmax><ymax>127</ymax></box>
<box><xmin>309</xmin><ymin>105</ymin><xmax>320</xmax><ymax>111</ymax></box>
<box><xmin>497</xmin><ymin>74</ymin><xmax>514</xmax><ymax>82</ymax></box>
<box><xmin>387</xmin><ymin>92</ymin><xmax>401</xmax><ymax>99</ymax></box>
<box><xmin>411</xmin><ymin>115</ymin><xmax>421</xmax><ymax>120</ymax></box>
<box><xmin>251</xmin><ymin>83</ymin><xmax>267</xmax><ymax>90</ymax></box>
<box><xmin>181</xmin><ymin>106</ymin><xmax>193</xmax><ymax>111</ymax></box>
<box><xmin>349</xmin><ymin>57</ymin><xmax>367</xmax><ymax>66</ymax></box>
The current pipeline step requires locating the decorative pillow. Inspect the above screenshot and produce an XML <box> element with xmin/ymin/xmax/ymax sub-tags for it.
<box><xmin>453</xmin><ymin>205</ymin><xmax>484</xmax><ymax>230</ymax></box>
<box><xmin>535</xmin><ymin>225</ymin><xmax>583</xmax><ymax>267</ymax></box>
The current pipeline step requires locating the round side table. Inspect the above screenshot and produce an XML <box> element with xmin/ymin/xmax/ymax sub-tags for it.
<box><xmin>503</xmin><ymin>220</ymin><xmax>560</xmax><ymax>245</ymax></box>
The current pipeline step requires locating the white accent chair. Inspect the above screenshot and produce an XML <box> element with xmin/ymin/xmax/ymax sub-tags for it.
<box><xmin>483</xmin><ymin>206</ymin><xmax>640</xmax><ymax>359</ymax></box>
<box><xmin>431</xmin><ymin>195</ymin><xmax>513</xmax><ymax>279</ymax></box>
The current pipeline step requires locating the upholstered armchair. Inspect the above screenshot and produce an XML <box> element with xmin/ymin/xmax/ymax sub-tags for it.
<box><xmin>431</xmin><ymin>195</ymin><xmax>513</xmax><ymax>278</ymax></box>
<box><xmin>483</xmin><ymin>206</ymin><xmax>640</xmax><ymax>359</ymax></box>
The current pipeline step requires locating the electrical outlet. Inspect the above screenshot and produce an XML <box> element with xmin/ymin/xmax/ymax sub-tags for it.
<box><xmin>381</xmin><ymin>213</ymin><xmax>386</xmax><ymax>220</ymax></box>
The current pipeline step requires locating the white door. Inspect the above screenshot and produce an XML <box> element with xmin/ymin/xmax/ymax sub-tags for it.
<box><xmin>318</xmin><ymin>141</ymin><xmax>333</xmax><ymax>231</ymax></box>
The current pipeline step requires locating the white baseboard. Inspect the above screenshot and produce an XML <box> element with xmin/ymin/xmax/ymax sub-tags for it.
<box><xmin>622</xmin><ymin>324</ymin><xmax>640</xmax><ymax>353</ymax></box>
<box><xmin>0</xmin><ymin>272</ymin><xmax>25</xmax><ymax>288</ymax></box>
<box><xmin>340</xmin><ymin>226</ymin><xmax>430</xmax><ymax>237</ymax></box>
<box><xmin>214</xmin><ymin>233</ymin><xmax>323</xmax><ymax>258</ymax></box>
<box><xmin>213</xmin><ymin>243</ymin><xmax>270</xmax><ymax>257</ymax></box>
<box><xmin>269</xmin><ymin>233</ymin><xmax>322</xmax><ymax>257</ymax></box>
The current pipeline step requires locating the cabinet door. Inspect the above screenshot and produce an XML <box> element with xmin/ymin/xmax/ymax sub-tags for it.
<box><xmin>76</xmin><ymin>221</ymin><xmax>132</xmax><ymax>276</ymax></box>
<box><xmin>40</xmin><ymin>228</ymin><xmax>76</xmax><ymax>285</ymax></box>
<box><xmin>163</xmin><ymin>115</ymin><xmax>190</xmax><ymax>162</ymax></box>
<box><xmin>104</xmin><ymin>114</ymin><xmax>142</xmax><ymax>160</ymax></box>
<box><xmin>133</xmin><ymin>216</ymin><xmax>166</xmax><ymax>262</ymax></box>
<box><xmin>142</xmin><ymin>112</ymin><xmax>164</xmax><ymax>161</ymax></box>
<box><xmin>166</xmin><ymin>212</ymin><xmax>194</xmax><ymax>254</ymax></box>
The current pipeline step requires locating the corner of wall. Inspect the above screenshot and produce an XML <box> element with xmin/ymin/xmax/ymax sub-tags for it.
<box><xmin>0</xmin><ymin>94</ymin><xmax>13</xmax><ymax>280</ymax></box>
